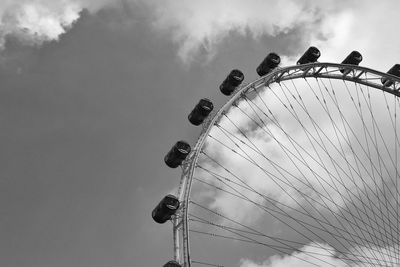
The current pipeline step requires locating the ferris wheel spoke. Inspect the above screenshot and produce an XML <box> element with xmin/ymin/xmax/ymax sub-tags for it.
<box><xmin>190</xmin><ymin>260</ymin><xmax>224</xmax><ymax>267</ymax></box>
<box><xmin>199</xmin><ymin>148</ymin><xmax>382</xmax><ymax>244</ymax></box>
<box><xmin>284</xmin><ymin>79</ymin><xmax>398</xmax><ymax>225</ymax></box>
<box><xmin>282</xmin><ymin>79</ymin><xmax>373</xmax><ymax>221</ymax></box>
<box><xmin>325</xmin><ymin>78</ymin><xmax>382</xmax><ymax>209</ymax></box>
<box><xmin>190</xmin><ymin>200</ymin><xmax>354</xmax><ymax>266</ymax></box>
<box><xmin>312</xmin><ymin>79</ymin><xmax>394</xmax><ymax>261</ymax></box>
<box><xmin>189</xmin><ymin>221</ymin><xmax>397</xmax><ymax>267</ymax></box>
<box><xmin>239</xmin><ymin>88</ymin><xmax>398</xmax><ymax>243</ymax></box>
<box><xmin>395</xmin><ymin>94</ymin><xmax>400</xmax><ymax>265</ymax></box>
<box><xmin>300</xmin><ymin>77</ymin><xmax>400</xmax><ymax>258</ymax></box>
<box><xmin>190</xmin><ymin>197</ymin><xmax>396</xmax><ymax>266</ymax></box>
<box><xmin>189</xmin><ymin>216</ymin><xmax>379</xmax><ymax>267</ymax></box>
<box><xmin>358</xmin><ymin>84</ymin><xmax>400</xmax><ymax>259</ymax></box>
<box><xmin>300</xmin><ymin>78</ymin><xmax>398</xmax><ymax>256</ymax></box>
<box><xmin>379</xmin><ymin>90</ymin><xmax>400</xmax><ymax>185</ymax></box>
<box><xmin>342</xmin><ymin>81</ymin><xmax>399</xmax><ymax>203</ymax></box>
<box><xmin>240</xmin><ymin>83</ymin><xmax>400</xmax><ymax>260</ymax></box>
<box><xmin>353</xmin><ymin>83</ymin><xmax>396</xmax><ymax>201</ymax></box>
<box><xmin>193</xmin><ymin>164</ymin><xmax>393</xmax><ymax>257</ymax></box>
<box><xmin>232</xmin><ymin>98</ymin><xmax>383</xmax><ymax>240</ymax></box>
<box><xmin>255</xmin><ymin>83</ymin><xmax>398</xmax><ymax>233</ymax></box>
<box><xmin>341</xmin><ymin>81</ymin><xmax>399</xmax><ymax>252</ymax></box>
<box><xmin>325</xmin><ymin>78</ymin><xmax>400</xmax><ymax>230</ymax></box>
<box><xmin>312</xmin><ymin>78</ymin><xmax>388</xmax><ymax>249</ymax></box>
<box><xmin>198</xmin><ymin>149</ymin><xmax>396</xmax><ymax>264</ymax></box>
<box><xmin>190</xmin><ymin>214</ymin><xmax>364</xmax><ymax>250</ymax></box>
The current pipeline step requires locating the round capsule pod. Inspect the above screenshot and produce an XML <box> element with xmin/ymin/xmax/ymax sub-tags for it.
<box><xmin>163</xmin><ymin>260</ymin><xmax>182</xmax><ymax>267</ymax></box>
<box><xmin>220</xmin><ymin>69</ymin><xmax>244</xmax><ymax>96</ymax></box>
<box><xmin>341</xmin><ymin>51</ymin><xmax>363</xmax><ymax>65</ymax></box>
<box><xmin>340</xmin><ymin>51</ymin><xmax>363</xmax><ymax>73</ymax></box>
<box><xmin>164</xmin><ymin>141</ymin><xmax>191</xmax><ymax>168</ymax></box>
<box><xmin>256</xmin><ymin>52</ymin><xmax>281</xmax><ymax>77</ymax></box>
<box><xmin>152</xmin><ymin>195</ymin><xmax>180</xmax><ymax>224</ymax></box>
<box><xmin>297</xmin><ymin>46</ymin><xmax>321</xmax><ymax>65</ymax></box>
<box><xmin>381</xmin><ymin>64</ymin><xmax>400</xmax><ymax>87</ymax></box>
<box><xmin>188</xmin><ymin>98</ymin><xmax>214</xmax><ymax>126</ymax></box>
<box><xmin>228</xmin><ymin>69</ymin><xmax>245</xmax><ymax>86</ymax></box>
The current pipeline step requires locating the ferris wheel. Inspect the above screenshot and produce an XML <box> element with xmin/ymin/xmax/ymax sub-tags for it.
<box><xmin>153</xmin><ymin>47</ymin><xmax>400</xmax><ymax>267</ymax></box>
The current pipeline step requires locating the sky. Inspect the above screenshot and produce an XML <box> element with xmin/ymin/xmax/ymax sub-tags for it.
<box><xmin>0</xmin><ymin>1</ymin><xmax>400</xmax><ymax>267</ymax></box>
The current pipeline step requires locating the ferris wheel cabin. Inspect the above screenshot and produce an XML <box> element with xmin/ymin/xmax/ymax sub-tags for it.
<box><xmin>256</xmin><ymin>52</ymin><xmax>281</xmax><ymax>76</ymax></box>
<box><xmin>341</xmin><ymin>51</ymin><xmax>363</xmax><ymax>65</ymax></box>
<box><xmin>297</xmin><ymin>46</ymin><xmax>321</xmax><ymax>65</ymax></box>
<box><xmin>219</xmin><ymin>69</ymin><xmax>244</xmax><ymax>96</ymax></box>
<box><xmin>188</xmin><ymin>98</ymin><xmax>214</xmax><ymax>126</ymax></box>
<box><xmin>340</xmin><ymin>51</ymin><xmax>363</xmax><ymax>73</ymax></box>
<box><xmin>381</xmin><ymin>64</ymin><xmax>400</xmax><ymax>87</ymax></box>
<box><xmin>164</xmin><ymin>141</ymin><xmax>191</xmax><ymax>168</ymax></box>
<box><xmin>152</xmin><ymin>194</ymin><xmax>180</xmax><ymax>224</ymax></box>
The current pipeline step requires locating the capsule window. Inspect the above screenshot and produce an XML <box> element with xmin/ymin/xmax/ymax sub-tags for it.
<box><xmin>199</xmin><ymin>98</ymin><xmax>213</xmax><ymax>111</ymax></box>
<box><xmin>175</xmin><ymin>141</ymin><xmax>191</xmax><ymax>156</ymax></box>
<box><xmin>230</xmin><ymin>69</ymin><xmax>244</xmax><ymax>82</ymax></box>
<box><xmin>163</xmin><ymin>195</ymin><xmax>180</xmax><ymax>210</ymax></box>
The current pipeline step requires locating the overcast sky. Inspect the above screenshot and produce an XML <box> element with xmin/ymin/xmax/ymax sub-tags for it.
<box><xmin>1</xmin><ymin>1</ymin><xmax>400</xmax><ymax>267</ymax></box>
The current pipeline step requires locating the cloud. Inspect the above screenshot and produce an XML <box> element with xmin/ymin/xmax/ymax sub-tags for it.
<box><xmin>0</xmin><ymin>1</ymin><xmax>77</xmax><ymax>48</ymax></box>
<box><xmin>2</xmin><ymin>0</ymin><xmax>400</xmax><ymax>67</ymax></box>
<box><xmin>240</xmin><ymin>243</ymin><xmax>347</xmax><ymax>267</ymax></box>
<box><xmin>309</xmin><ymin>0</ymin><xmax>400</xmax><ymax>71</ymax></box>
<box><xmin>143</xmin><ymin>0</ymin><xmax>400</xmax><ymax>67</ymax></box>
<box><xmin>148</xmin><ymin>0</ymin><xmax>351</xmax><ymax>64</ymax></box>
<box><xmin>0</xmin><ymin>0</ymin><xmax>116</xmax><ymax>49</ymax></box>
<box><xmin>240</xmin><ymin>242</ymin><xmax>399</xmax><ymax>267</ymax></box>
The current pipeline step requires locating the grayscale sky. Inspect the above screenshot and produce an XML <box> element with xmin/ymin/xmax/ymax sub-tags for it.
<box><xmin>0</xmin><ymin>1</ymin><xmax>399</xmax><ymax>267</ymax></box>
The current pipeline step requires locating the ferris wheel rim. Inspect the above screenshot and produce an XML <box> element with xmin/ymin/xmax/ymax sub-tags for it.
<box><xmin>174</xmin><ymin>62</ymin><xmax>400</xmax><ymax>267</ymax></box>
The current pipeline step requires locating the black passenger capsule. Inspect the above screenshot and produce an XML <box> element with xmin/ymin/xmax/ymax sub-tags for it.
<box><xmin>188</xmin><ymin>98</ymin><xmax>214</xmax><ymax>126</ymax></box>
<box><xmin>164</xmin><ymin>141</ymin><xmax>191</xmax><ymax>168</ymax></box>
<box><xmin>341</xmin><ymin>51</ymin><xmax>363</xmax><ymax>66</ymax></box>
<box><xmin>256</xmin><ymin>52</ymin><xmax>281</xmax><ymax>76</ymax></box>
<box><xmin>219</xmin><ymin>69</ymin><xmax>244</xmax><ymax>96</ymax></box>
<box><xmin>340</xmin><ymin>51</ymin><xmax>363</xmax><ymax>73</ymax></box>
<box><xmin>163</xmin><ymin>260</ymin><xmax>182</xmax><ymax>267</ymax></box>
<box><xmin>152</xmin><ymin>195</ymin><xmax>180</xmax><ymax>224</ymax></box>
<box><xmin>381</xmin><ymin>64</ymin><xmax>400</xmax><ymax>87</ymax></box>
<box><xmin>297</xmin><ymin>46</ymin><xmax>321</xmax><ymax>65</ymax></box>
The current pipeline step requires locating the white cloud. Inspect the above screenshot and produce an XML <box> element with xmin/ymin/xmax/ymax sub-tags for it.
<box><xmin>143</xmin><ymin>0</ymin><xmax>400</xmax><ymax>68</ymax></box>
<box><xmin>148</xmin><ymin>0</ymin><xmax>349</xmax><ymax>64</ymax></box>
<box><xmin>240</xmin><ymin>242</ymin><xmax>399</xmax><ymax>267</ymax></box>
<box><xmin>0</xmin><ymin>1</ymin><xmax>76</xmax><ymax>48</ymax></box>
<box><xmin>240</xmin><ymin>243</ymin><xmax>347</xmax><ymax>267</ymax></box>
<box><xmin>0</xmin><ymin>0</ymin><xmax>115</xmax><ymax>49</ymax></box>
<box><xmin>1</xmin><ymin>0</ymin><xmax>400</xmax><ymax>68</ymax></box>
